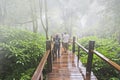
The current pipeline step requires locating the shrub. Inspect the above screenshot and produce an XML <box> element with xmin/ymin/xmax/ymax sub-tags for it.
<box><xmin>0</xmin><ymin>27</ymin><xmax>46</xmax><ymax>80</ymax></box>
<box><xmin>78</xmin><ymin>36</ymin><xmax>120</xmax><ymax>80</ymax></box>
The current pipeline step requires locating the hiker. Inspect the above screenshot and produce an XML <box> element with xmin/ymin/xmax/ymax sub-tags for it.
<box><xmin>63</xmin><ymin>32</ymin><xmax>69</xmax><ymax>53</ymax></box>
<box><xmin>54</xmin><ymin>34</ymin><xmax>60</xmax><ymax>57</ymax></box>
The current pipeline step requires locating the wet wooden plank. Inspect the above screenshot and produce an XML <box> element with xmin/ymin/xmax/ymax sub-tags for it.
<box><xmin>47</xmin><ymin>48</ymin><xmax>97</xmax><ymax>80</ymax></box>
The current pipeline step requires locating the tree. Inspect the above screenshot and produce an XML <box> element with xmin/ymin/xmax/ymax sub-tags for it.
<box><xmin>96</xmin><ymin>0</ymin><xmax>120</xmax><ymax>43</ymax></box>
<box><xmin>0</xmin><ymin>0</ymin><xmax>7</xmax><ymax>25</ymax></box>
<box><xmin>39</xmin><ymin>0</ymin><xmax>49</xmax><ymax>40</ymax></box>
<box><xmin>29</xmin><ymin>0</ymin><xmax>38</xmax><ymax>33</ymax></box>
<box><xmin>58</xmin><ymin>0</ymin><xmax>74</xmax><ymax>37</ymax></box>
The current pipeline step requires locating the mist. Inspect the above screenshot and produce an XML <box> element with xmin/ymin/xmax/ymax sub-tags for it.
<box><xmin>0</xmin><ymin>0</ymin><xmax>120</xmax><ymax>39</ymax></box>
<box><xmin>0</xmin><ymin>0</ymin><xmax>120</xmax><ymax>79</ymax></box>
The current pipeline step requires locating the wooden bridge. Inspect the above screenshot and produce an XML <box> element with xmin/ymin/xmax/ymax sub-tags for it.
<box><xmin>31</xmin><ymin>37</ymin><xmax>120</xmax><ymax>80</ymax></box>
<box><xmin>46</xmin><ymin>49</ymin><xmax>97</xmax><ymax>80</ymax></box>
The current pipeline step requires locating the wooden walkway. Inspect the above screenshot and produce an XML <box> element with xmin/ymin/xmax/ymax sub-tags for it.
<box><xmin>47</xmin><ymin>48</ymin><xmax>97</xmax><ymax>80</ymax></box>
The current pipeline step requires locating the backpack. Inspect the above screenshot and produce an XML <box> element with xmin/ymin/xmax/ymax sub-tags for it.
<box><xmin>55</xmin><ymin>37</ymin><xmax>60</xmax><ymax>45</ymax></box>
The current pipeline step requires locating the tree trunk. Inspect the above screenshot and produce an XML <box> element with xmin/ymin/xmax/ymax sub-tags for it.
<box><xmin>39</xmin><ymin>0</ymin><xmax>49</xmax><ymax>40</ymax></box>
<box><xmin>0</xmin><ymin>0</ymin><xmax>7</xmax><ymax>25</ymax></box>
<box><xmin>29</xmin><ymin>0</ymin><xmax>38</xmax><ymax>33</ymax></box>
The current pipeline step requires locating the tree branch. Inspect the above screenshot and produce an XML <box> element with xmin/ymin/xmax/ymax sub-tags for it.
<box><xmin>39</xmin><ymin>0</ymin><xmax>46</xmax><ymax>31</ymax></box>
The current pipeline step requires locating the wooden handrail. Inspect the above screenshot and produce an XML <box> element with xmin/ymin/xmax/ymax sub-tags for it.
<box><xmin>94</xmin><ymin>50</ymin><xmax>120</xmax><ymax>72</ymax></box>
<box><xmin>75</xmin><ymin>41</ymin><xmax>120</xmax><ymax>72</ymax></box>
<box><xmin>73</xmin><ymin>39</ymin><xmax>120</xmax><ymax>80</ymax></box>
<box><xmin>75</xmin><ymin>41</ymin><xmax>88</xmax><ymax>53</ymax></box>
<box><xmin>31</xmin><ymin>50</ymin><xmax>50</xmax><ymax>80</ymax></box>
<box><xmin>31</xmin><ymin>40</ymin><xmax>54</xmax><ymax>80</ymax></box>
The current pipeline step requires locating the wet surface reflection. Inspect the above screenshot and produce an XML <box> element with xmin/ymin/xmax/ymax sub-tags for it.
<box><xmin>48</xmin><ymin>50</ymin><xmax>84</xmax><ymax>80</ymax></box>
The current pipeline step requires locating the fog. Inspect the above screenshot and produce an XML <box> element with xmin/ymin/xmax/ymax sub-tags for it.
<box><xmin>0</xmin><ymin>0</ymin><xmax>120</xmax><ymax>39</ymax></box>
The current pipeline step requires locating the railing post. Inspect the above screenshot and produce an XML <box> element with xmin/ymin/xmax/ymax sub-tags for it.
<box><xmin>72</xmin><ymin>36</ymin><xmax>76</xmax><ymax>53</ymax></box>
<box><xmin>86</xmin><ymin>41</ymin><xmax>95</xmax><ymax>80</ymax></box>
<box><xmin>46</xmin><ymin>40</ymin><xmax>52</xmax><ymax>73</ymax></box>
<box><xmin>77</xmin><ymin>46</ymin><xmax>80</xmax><ymax>67</ymax></box>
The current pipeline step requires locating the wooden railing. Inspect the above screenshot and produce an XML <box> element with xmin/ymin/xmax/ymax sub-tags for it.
<box><xmin>72</xmin><ymin>37</ymin><xmax>120</xmax><ymax>80</ymax></box>
<box><xmin>31</xmin><ymin>40</ymin><xmax>53</xmax><ymax>80</ymax></box>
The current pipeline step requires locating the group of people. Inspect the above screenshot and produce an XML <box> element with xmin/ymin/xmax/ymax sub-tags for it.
<box><xmin>53</xmin><ymin>32</ymin><xmax>70</xmax><ymax>57</ymax></box>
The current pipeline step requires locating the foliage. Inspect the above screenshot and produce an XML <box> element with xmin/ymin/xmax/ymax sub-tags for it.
<box><xmin>0</xmin><ymin>26</ymin><xmax>46</xmax><ymax>80</ymax></box>
<box><xmin>77</xmin><ymin>0</ymin><xmax>120</xmax><ymax>45</ymax></box>
<box><xmin>78</xmin><ymin>36</ymin><xmax>120</xmax><ymax>80</ymax></box>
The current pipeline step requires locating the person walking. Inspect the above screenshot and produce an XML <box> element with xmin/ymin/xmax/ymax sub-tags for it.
<box><xmin>63</xmin><ymin>32</ymin><xmax>69</xmax><ymax>53</ymax></box>
<box><xmin>54</xmin><ymin>34</ymin><xmax>61</xmax><ymax>57</ymax></box>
